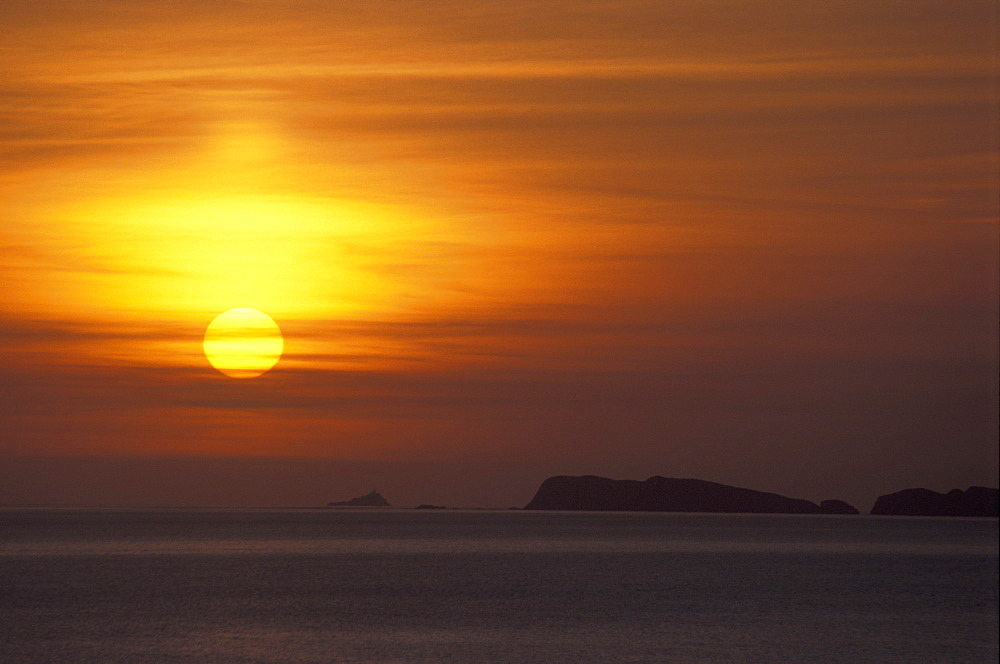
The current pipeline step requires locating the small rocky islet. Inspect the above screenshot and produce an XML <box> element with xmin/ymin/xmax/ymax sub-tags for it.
<box><xmin>327</xmin><ymin>489</ymin><xmax>391</xmax><ymax>507</ymax></box>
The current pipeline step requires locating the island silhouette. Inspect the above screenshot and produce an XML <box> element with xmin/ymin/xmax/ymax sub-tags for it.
<box><xmin>523</xmin><ymin>475</ymin><xmax>859</xmax><ymax>514</ymax></box>
<box><xmin>521</xmin><ymin>475</ymin><xmax>999</xmax><ymax>516</ymax></box>
<box><xmin>870</xmin><ymin>486</ymin><xmax>998</xmax><ymax>517</ymax></box>
<box><xmin>327</xmin><ymin>489</ymin><xmax>391</xmax><ymax>507</ymax></box>
<box><xmin>323</xmin><ymin>478</ymin><xmax>998</xmax><ymax>516</ymax></box>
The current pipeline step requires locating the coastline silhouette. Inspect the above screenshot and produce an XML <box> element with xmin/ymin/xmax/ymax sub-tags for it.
<box><xmin>520</xmin><ymin>475</ymin><xmax>998</xmax><ymax>516</ymax></box>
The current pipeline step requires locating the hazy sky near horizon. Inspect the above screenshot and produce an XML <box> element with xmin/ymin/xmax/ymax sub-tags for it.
<box><xmin>1</xmin><ymin>0</ymin><xmax>997</xmax><ymax>508</ymax></box>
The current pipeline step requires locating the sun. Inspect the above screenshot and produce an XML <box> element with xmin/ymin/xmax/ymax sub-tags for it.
<box><xmin>203</xmin><ymin>308</ymin><xmax>284</xmax><ymax>378</ymax></box>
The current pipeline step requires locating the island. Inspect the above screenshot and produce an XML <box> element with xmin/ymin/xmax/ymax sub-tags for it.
<box><xmin>870</xmin><ymin>486</ymin><xmax>998</xmax><ymax>517</ymax></box>
<box><xmin>523</xmin><ymin>475</ymin><xmax>858</xmax><ymax>514</ymax></box>
<box><xmin>327</xmin><ymin>489</ymin><xmax>391</xmax><ymax>507</ymax></box>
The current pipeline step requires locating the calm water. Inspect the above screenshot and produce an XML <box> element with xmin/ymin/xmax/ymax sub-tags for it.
<box><xmin>1</xmin><ymin>509</ymin><xmax>996</xmax><ymax>663</ymax></box>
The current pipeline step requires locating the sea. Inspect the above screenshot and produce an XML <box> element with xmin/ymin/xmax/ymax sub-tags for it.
<box><xmin>1</xmin><ymin>508</ymin><xmax>996</xmax><ymax>663</ymax></box>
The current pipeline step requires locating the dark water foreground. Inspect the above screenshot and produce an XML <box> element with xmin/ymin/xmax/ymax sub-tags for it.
<box><xmin>1</xmin><ymin>508</ymin><xmax>996</xmax><ymax>663</ymax></box>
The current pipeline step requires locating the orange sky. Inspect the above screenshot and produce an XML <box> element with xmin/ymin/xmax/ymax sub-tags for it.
<box><xmin>1</xmin><ymin>0</ymin><xmax>997</xmax><ymax>508</ymax></box>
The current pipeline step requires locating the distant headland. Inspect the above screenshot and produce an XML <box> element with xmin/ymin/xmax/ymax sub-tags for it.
<box><xmin>523</xmin><ymin>475</ymin><xmax>858</xmax><ymax>514</ymax></box>
<box><xmin>522</xmin><ymin>475</ymin><xmax>999</xmax><ymax>516</ymax></box>
<box><xmin>870</xmin><ymin>486</ymin><xmax>998</xmax><ymax>517</ymax></box>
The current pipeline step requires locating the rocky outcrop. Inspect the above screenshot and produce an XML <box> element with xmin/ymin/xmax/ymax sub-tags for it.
<box><xmin>870</xmin><ymin>487</ymin><xmax>998</xmax><ymax>517</ymax></box>
<box><xmin>327</xmin><ymin>489</ymin><xmax>391</xmax><ymax>507</ymax></box>
<box><xmin>523</xmin><ymin>475</ymin><xmax>849</xmax><ymax>514</ymax></box>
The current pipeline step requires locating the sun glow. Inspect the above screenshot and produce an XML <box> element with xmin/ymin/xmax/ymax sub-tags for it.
<box><xmin>203</xmin><ymin>308</ymin><xmax>284</xmax><ymax>378</ymax></box>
